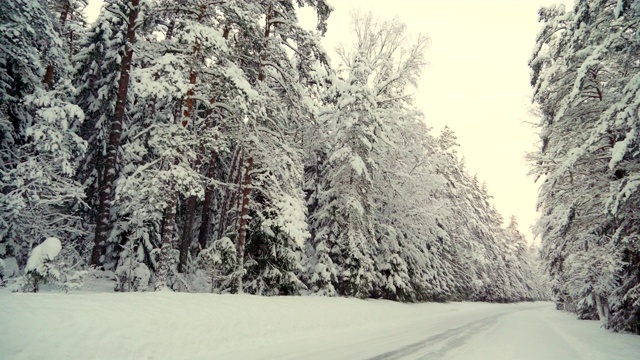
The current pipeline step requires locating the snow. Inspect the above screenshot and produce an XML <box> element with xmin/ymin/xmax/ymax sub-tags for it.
<box><xmin>1</xmin><ymin>257</ymin><xmax>19</xmax><ymax>278</ymax></box>
<box><xmin>266</xmin><ymin>193</ymin><xmax>310</xmax><ymax>246</ymax></box>
<box><xmin>24</xmin><ymin>238</ymin><xmax>62</xmax><ymax>274</ymax></box>
<box><xmin>610</xmin><ymin>128</ymin><xmax>635</xmax><ymax>169</ymax></box>
<box><xmin>1</xmin><ymin>292</ymin><xmax>639</xmax><ymax>360</ymax></box>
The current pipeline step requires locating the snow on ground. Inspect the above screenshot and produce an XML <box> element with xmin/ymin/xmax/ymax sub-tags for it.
<box><xmin>1</xmin><ymin>291</ymin><xmax>639</xmax><ymax>360</ymax></box>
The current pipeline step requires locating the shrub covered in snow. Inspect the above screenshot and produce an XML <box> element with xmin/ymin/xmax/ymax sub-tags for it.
<box><xmin>192</xmin><ymin>237</ymin><xmax>237</xmax><ymax>293</ymax></box>
<box><xmin>12</xmin><ymin>238</ymin><xmax>87</xmax><ymax>292</ymax></box>
<box><xmin>115</xmin><ymin>261</ymin><xmax>151</xmax><ymax>292</ymax></box>
<box><xmin>22</xmin><ymin>237</ymin><xmax>62</xmax><ymax>292</ymax></box>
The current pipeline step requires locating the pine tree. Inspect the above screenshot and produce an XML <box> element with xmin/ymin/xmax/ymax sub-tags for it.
<box><xmin>530</xmin><ymin>0</ymin><xmax>640</xmax><ymax>332</ymax></box>
<box><xmin>309</xmin><ymin>53</ymin><xmax>380</xmax><ymax>298</ymax></box>
<box><xmin>0</xmin><ymin>0</ymin><xmax>86</xmax><ymax>269</ymax></box>
<box><xmin>89</xmin><ymin>0</ymin><xmax>144</xmax><ymax>267</ymax></box>
<box><xmin>214</xmin><ymin>0</ymin><xmax>331</xmax><ymax>295</ymax></box>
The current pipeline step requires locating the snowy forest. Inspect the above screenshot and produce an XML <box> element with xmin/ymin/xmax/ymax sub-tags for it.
<box><xmin>0</xmin><ymin>0</ymin><xmax>552</xmax><ymax>304</ymax></box>
<box><xmin>530</xmin><ymin>0</ymin><xmax>640</xmax><ymax>333</ymax></box>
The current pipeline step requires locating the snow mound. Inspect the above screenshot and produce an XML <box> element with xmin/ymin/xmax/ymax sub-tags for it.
<box><xmin>25</xmin><ymin>237</ymin><xmax>62</xmax><ymax>274</ymax></box>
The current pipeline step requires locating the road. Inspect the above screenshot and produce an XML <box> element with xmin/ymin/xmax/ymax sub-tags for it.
<box><xmin>246</xmin><ymin>302</ymin><xmax>640</xmax><ymax>360</ymax></box>
<box><xmin>3</xmin><ymin>293</ymin><xmax>640</xmax><ymax>360</ymax></box>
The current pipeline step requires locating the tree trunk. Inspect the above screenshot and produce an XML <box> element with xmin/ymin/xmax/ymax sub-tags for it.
<box><xmin>182</xmin><ymin>69</ymin><xmax>197</xmax><ymax>126</ymax></box>
<box><xmin>595</xmin><ymin>294</ymin><xmax>608</xmax><ymax>322</ymax></box>
<box><xmin>42</xmin><ymin>1</ymin><xmax>72</xmax><ymax>89</ymax></box>
<box><xmin>231</xmin><ymin>156</ymin><xmax>253</xmax><ymax>294</ymax></box>
<box><xmin>60</xmin><ymin>1</ymin><xmax>73</xmax><ymax>59</ymax></box>
<box><xmin>43</xmin><ymin>65</ymin><xmax>55</xmax><ymax>89</ymax></box>
<box><xmin>91</xmin><ymin>0</ymin><xmax>140</xmax><ymax>266</ymax></box>
<box><xmin>177</xmin><ymin>57</ymin><xmax>200</xmax><ymax>273</ymax></box>
<box><xmin>197</xmin><ymin>151</ymin><xmax>218</xmax><ymax>249</ymax></box>
<box><xmin>258</xmin><ymin>4</ymin><xmax>273</xmax><ymax>82</ymax></box>
<box><xmin>59</xmin><ymin>1</ymin><xmax>71</xmax><ymax>26</ymax></box>
<box><xmin>155</xmin><ymin>189</ymin><xmax>177</xmax><ymax>290</ymax></box>
<box><xmin>231</xmin><ymin>3</ymin><xmax>269</xmax><ymax>294</ymax></box>
<box><xmin>178</xmin><ymin>195</ymin><xmax>197</xmax><ymax>273</ymax></box>
<box><xmin>216</xmin><ymin>147</ymin><xmax>241</xmax><ymax>239</ymax></box>
<box><xmin>197</xmin><ymin>25</ymin><xmax>230</xmax><ymax>250</ymax></box>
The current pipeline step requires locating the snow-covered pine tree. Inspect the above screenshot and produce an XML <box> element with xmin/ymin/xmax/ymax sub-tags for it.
<box><xmin>74</xmin><ymin>0</ymin><xmax>130</xmax><ymax>263</ymax></box>
<box><xmin>433</xmin><ymin>127</ymin><xmax>532</xmax><ymax>303</ymax></box>
<box><xmin>210</xmin><ymin>0</ymin><xmax>331</xmax><ymax>295</ymax></box>
<box><xmin>48</xmin><ymin>1</ymin><xmax>88</xmax><ymax>60</ymax></box>
<box><xmin>530</xmin><ymin>0</ymin><xmax>640</xmax><ymax>332</ymax></box>
<box><xmin>308</xmin><ymin>53</ymin><xmax>380</xmax><ymax>298</ymax></box>
<box><xmin>109</xmin><ymin>0</ymin><xmax>236</xmax><ymax>290</ymax></box>
<box><xmin>503</xmin><ymin>215</ymin><xmax>550</xmax><ymax>301</ymax></box>
<box><xmin>88</xmin><ymin>0</ymin><xmax>145</xmax><ymax>267</ymax></box>
<box><xmin>432</xmin><ymin>130</ymin><xmax>489</xmax><ymax>300</ymax></box>
<box><xmin>337</xmin><ymin>12</ymin><xmax>433</xmax><ymax>302</ymax></box>
<box><xmin>104</xmin><ymin>0</ymin><xmax>331</xmax><ymax>293</ymax></box>
<box><xmin>0</xmin><ymin>0</ymin><xmax>86</xmax><ymax>273</ymax></box>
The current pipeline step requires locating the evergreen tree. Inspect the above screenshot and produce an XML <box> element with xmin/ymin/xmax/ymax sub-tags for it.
<box><xmin>309</xmin><ymin>53</ymin><xmax>380</xmax><ymax>298</ymax></box>
<box><xmin>530</xmin><ymin>0</ymin><xmax>640</xmax><ymax>332</ymax></box>
<box><xmin>89</xmin><ymin>0</ymin><xmax>145</xmax><ymax>267</ymax></box>
<box><xmin>0</xmin><ymin>0</ymin><xmax>86</xmax><ymax>269</ymax></box>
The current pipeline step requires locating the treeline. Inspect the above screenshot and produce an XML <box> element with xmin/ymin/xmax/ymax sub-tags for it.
<box><xmin>0</xmin><ymin>0</ymin><xmax>547</xmax><ymax>302</ymax></box>
<box><xmin>530</xmin><ymin>0</ymin><xmax>640</xmax><ymax>333</ymax></box>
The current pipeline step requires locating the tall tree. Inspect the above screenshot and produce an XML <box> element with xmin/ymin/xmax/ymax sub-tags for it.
<box><xmin>0</xmin><ymin>0</ymin><xmax>86</xmax><ymax>268</ymax></box>
<box><xmin>90</xmin><ymin>0</ymin><xmax>143</xmax><ymax>267</ymax></box>
<box><xmin>530</xmin><ymin>0</ymin><xmax>640</xmax><ymax>332</ymax></box>
<box><xmin>308</xmin><ymin>53</ymin><xmax>381</xmax><ymax>298</ymax></box>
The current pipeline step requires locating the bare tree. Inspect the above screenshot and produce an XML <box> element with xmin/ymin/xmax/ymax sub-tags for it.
<box><xmin>335</xmin><ymin>11</ymin><xmax>429</xmax><ymax>102</ymax></box>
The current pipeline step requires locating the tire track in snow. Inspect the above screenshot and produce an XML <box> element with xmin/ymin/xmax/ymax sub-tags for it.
<box><xmin>367</xmin><ymin>312</ymin><xmax>504</xmax><ymax>360</ymax></box>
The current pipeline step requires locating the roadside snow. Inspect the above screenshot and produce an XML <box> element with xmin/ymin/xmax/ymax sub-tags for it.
<box><xmin>0</xmin><ymin>292</ymin><xmax>638</xmax><ymax>360</ymax></box>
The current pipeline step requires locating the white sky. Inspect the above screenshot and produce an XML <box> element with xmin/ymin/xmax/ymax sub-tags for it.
<box><xmin>317</xmin><ymin>0</ymin><xmax>575</xmax><ymax>242</ymax></box>
<box><xmin>84</xmin><ymin>0</ymin><xmax>575</xmax><ymax>242</ymax></box>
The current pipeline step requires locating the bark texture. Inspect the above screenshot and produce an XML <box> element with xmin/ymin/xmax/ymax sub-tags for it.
<box><xmin>155</xmin><ymin>189</ymin><xmax>178</xmax><ymax>290</ymax></box>
<box><xmin>232</xmin><ymin>156</ymin><xmax>253</xmax><ymax>293</ymax></box>
<box><xmin>217</xmin><ymin>147</ymin><xmax>241</xmax><ymax>239</ymax></box>
<box><xmin>91</xmin><ymin>0</ymin><xmax>140</xmax><ymax>266</ymax></box>
<box><xmin>197</xmin><ymin>152</ymin><xmax>218</xmax><ymax>249</ymax></box>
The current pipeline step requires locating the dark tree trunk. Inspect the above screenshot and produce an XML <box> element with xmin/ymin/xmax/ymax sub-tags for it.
<box><xmin>177</xmin><ymin>58</ymin><xmax>200</xmax><ymax>273</ymax></box>
<box><xmin>43</xmin><ymin>1</ymin><xmax>72</xmax><ymax>89</ymax></box>
<box><xmin>155</xmin><ymin>188</ymin><xmax>177</xmax><ymax>290</ymax></box>
<box><xmin>231</xmin><ymin>157</ymin><xmax>253</xmax><ymax>294</ymax></box>
<box><xmin>258</xmin><ymin>4</ymin><xmax>273</xmax><ymax>82</ymax></box>
<box><xmin>43</xmin><ymin>65</ymin><xmax>55</xmax><ymax>89</ymax></box>
<box><xmin>197</xmin><ymin>151</ymin><xmax>218</xmax><ymax>249</ymax></box>
<box><xmin>178</xmin><ymin>195</ymin><xmax>197</xmax><ymax>273</ymax></box>
<box><xmin>91</xmin><ymin>0</ymin><xmax>140</xmax><ymax>266</ymax></box>
<box><xmin>176</xmin><ymin>3</ymin><xmax>210</xmax><ymax>266</ymax></box>
<box><xmin>182</xmin><ymin>69</ymin><xmax>197</xmax><ymax>126</ymax></box>
<box><xmin>59</xmin><ymin>1</ymin><xmax>71</xmax><ymax>26</ymax></box>
<box><xmin>196</xmin><ymin>21</ymin><xmax>230</xmax><ymax>251</ymax></box>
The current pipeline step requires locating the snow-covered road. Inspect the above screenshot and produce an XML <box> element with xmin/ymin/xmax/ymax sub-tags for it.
<box><xmin>254</xmin><ymin>302</ymin><xmax>639</xmax><ymax>360</ymax></box>
<box><xmin>1</xmin><ymin>292</ymin><xmax>639</xmax><ymax>359</ymax></box>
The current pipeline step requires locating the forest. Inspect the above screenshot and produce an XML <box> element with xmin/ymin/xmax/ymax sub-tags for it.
<box><xmin>0</xmin><ymin>0</ymin><xmax>548</xmax><ymax>302</ymax></box>
<box><xmin>529</xmin><ymin>0</ymin><xmax>640</xmax><ymax>333</ymax></box>
<box><xmin>3</xmin><ymin>0</ymin><xmax>638</xmax><ymax>338</ymax></box>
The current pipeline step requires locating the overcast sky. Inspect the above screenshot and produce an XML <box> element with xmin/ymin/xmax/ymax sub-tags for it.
<box><xmin>85</xmin><ymin>0</ymin><xmax>574</xmax><ymax>242</ymax></box>
<box><xmin>316</xmin><ymin>0</ymin><xmax>575</xmax><ymax>242</ymax></box>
